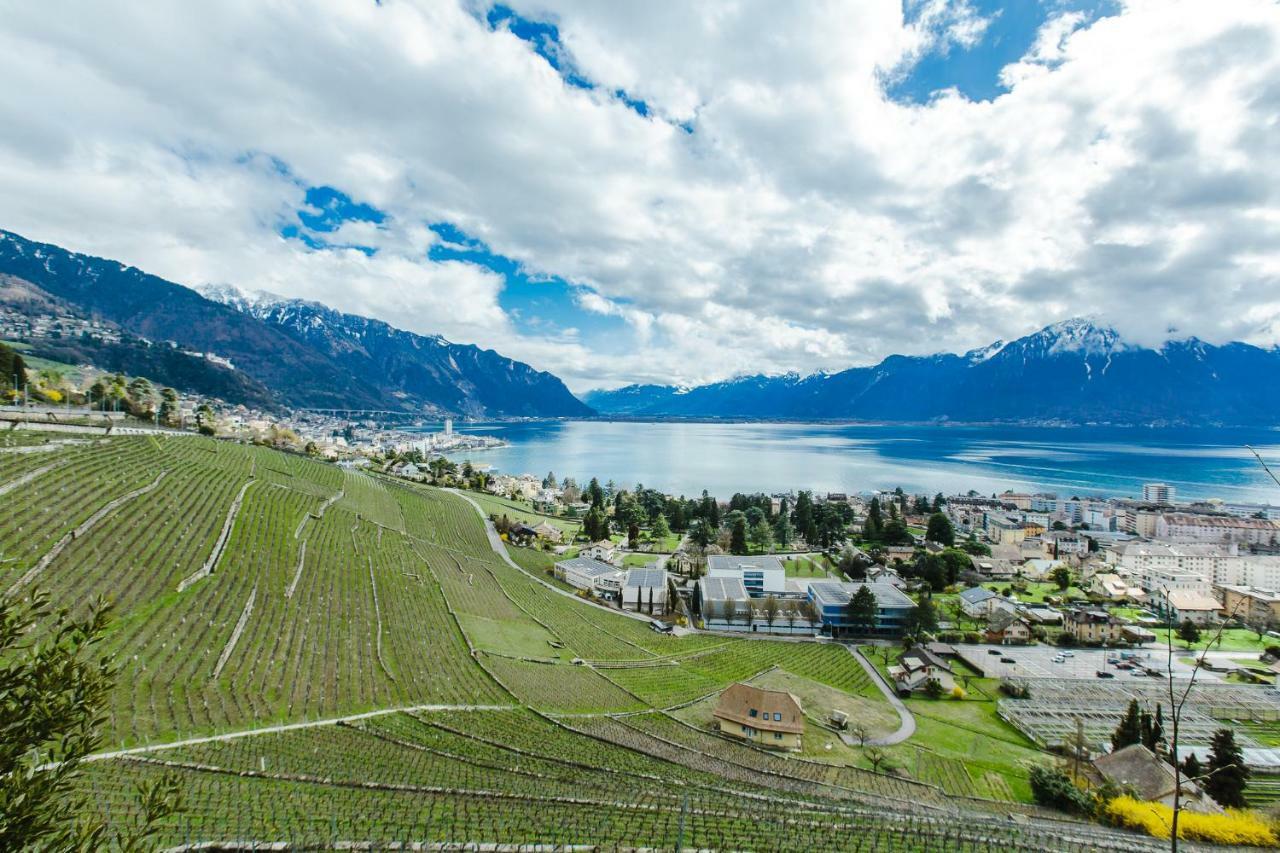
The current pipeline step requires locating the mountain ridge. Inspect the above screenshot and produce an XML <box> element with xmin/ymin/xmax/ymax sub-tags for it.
<box><xmin>584</xmin><ymin>319</ymin><xmax>1280</xmax><ymax>425</ymax></box>
<box><xmin>0</xmin><ymin>229</ymin><xmax>592</xmax><ymax>418</ymax></box>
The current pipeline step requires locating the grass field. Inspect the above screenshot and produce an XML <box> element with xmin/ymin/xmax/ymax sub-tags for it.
<box><xmin>859</xmin><ymin>646</ymin><xmax>1042</xmax><ymax>801</ymax></box>
<box><xmin>1153</xmin><ymin>627</ymin><xmax>1276</xmax><ymax>653</ymax></box>
<box><xmin>5</xmin><ymin>428</ymin><xmax>1168</xmax><ymax>848</ymax></box>
<box><xmin>463</xmin><ymin>490</ymin><xmax>583</xmax><ymax>537</ymax></box>
<box><xmin>784</xmin><ymin>554</ymin><xmax>831</xmax><ymax>578</ymax></box>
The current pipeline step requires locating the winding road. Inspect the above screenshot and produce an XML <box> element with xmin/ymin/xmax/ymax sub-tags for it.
<box><xmin>849</xmin><ymin>645</ymin><xmax>916</xmax><ymax>746</ymax></box>
<box><xmin>445</xmin><ymin>487</ymin><xmax>655</xmax><ymax>624</ymax></box>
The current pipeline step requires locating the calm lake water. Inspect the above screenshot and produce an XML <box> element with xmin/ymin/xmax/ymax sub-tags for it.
<box><xmin>416</xmin><ymin>421</ymin><xmax>1280</xmax><ymax>503</ymax></box>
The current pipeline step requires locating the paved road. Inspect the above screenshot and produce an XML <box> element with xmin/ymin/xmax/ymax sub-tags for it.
<box><xmin>848</xmin><ymin>646</ymin><xmax>915</xmax><ymax>746</ymax></box>
<box><xmin>445</xmin><ymin>488</ymin><xmax>654</xmax><ymax>624</ymax></box>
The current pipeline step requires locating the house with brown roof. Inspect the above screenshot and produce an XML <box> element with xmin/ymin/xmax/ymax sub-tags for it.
<box><xmin>712</xmin><ymin>682</ymin><xmax>804</xmax><ymax>751</ymax></box>
<box><xmin>1092</xmin><ymin>744</ymin><xmax>1220</xmax><ymax>813</ymax></box>
<box><xmin>985</xmin><ymin>612</ymin><xmax>1032</xmax><ymax>645</ymax></box>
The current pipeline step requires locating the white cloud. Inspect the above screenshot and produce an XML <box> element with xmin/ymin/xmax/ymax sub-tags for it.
<box><xmin>0</xmin><ymin>0</ymin><xmax>1277</xmax><ymax>395</ymax></box>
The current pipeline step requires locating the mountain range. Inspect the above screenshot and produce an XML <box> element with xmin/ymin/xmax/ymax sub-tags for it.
<box><xmin>0</xmin><ymin>229</ymin><xmax>591</xmax><ymax>418</ymax></box>
<box><xmin>584</xmin><ymin>318</ymin><xmax>1280</xmax><ymax>426</ymax></box>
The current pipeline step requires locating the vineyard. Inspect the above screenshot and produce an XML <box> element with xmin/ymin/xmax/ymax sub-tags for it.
<box><xmin>73</xmin><ymin>708</ymin><xmax>1178</xmax><ymax>851</ymax></box>
<box><xmin>2</xmin><ymin>429</ymin><xmax>1183</xmax><ymax>848</ymax></box>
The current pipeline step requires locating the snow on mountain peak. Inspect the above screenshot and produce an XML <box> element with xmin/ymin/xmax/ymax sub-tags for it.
<box><xmin>1023</xmin><ymin>317</ymin><xmax>1128</xmax><ymax>356</ymax></box>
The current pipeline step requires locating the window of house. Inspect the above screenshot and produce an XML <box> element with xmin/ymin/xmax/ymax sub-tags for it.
<box><xmin>741</xmin><ymin>724</ymin><xmax>748</xmax><ymax>733</ymax></box>
<box><xmin>774</xmin><ymin>732</ymin><xmax>783</xmax><ymax>740</ymax></box>
<box><xmin>773</xmin><ymin>713</ymin><xmax>782</xmax><ymax>721</ymax></box>
<box><xmin>748</xmin><ymin>708</ymin><xmax>757</xmax><ymax>717</ymax></box>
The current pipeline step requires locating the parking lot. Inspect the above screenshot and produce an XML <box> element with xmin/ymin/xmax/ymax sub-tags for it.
<box><xmin>955</xmin><ymin>643</ymin><xmax>1218</xmax><ymax>681</ymax></box>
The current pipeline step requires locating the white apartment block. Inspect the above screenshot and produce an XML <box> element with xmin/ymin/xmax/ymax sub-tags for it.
<box><xmin>1142</xmin><ymin>483</ymin><xmax>1176</xmax><ymax>504</ymax></box>
<box><xmin>1111</xmin><ymin>542</ymin><xmax>1280</xmax><ymax>595</ymax></box>
<box><xmin>1156</xmin><ymin>513</ymin><xmax>1280</xmax><ymax>546</ymax></box>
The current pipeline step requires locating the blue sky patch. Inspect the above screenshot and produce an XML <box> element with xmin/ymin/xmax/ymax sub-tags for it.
<box><xmin>486</xmin><ymin>4</ymin><xmax>659</xmax><ymax>123</ymax></box>
<box><xmin>280</xmin><ymin>185</ymin><xmax>384</xmax><ymax>255</ymax></box>
<box><xmin>887</xmin><ymin>0</ymin><xmax>1120</xmax><ymax>104</ymax></box>
<box><xmin>429</xmin><ymin>221</ymin><xmax>630</xmax><ymax>346</ymax></box>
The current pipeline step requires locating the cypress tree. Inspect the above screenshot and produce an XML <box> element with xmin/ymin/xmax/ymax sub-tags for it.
<box><xmin>1111</xmin><ymin>699</ymin><xmax>1143</xmax><ymax>751</ymax></box>
<box><xmin>1204</xmin><ymin>728</ymin><xmax>1249</xmax><ymax>808</ymax></box>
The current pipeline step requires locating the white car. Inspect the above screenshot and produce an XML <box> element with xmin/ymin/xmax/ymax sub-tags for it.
<box><xmin>1061</xmin><ymin>651</ymin><xmax>1075</xmax><ymax>657</ymax></box>
<box><xmin>1053</xmin><ymin>655</ymin><xmax>1065</xmax><ymax>663</ymax></box>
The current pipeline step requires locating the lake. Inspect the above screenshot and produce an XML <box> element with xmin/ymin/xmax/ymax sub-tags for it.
<box><xmin>416</xmin><ymin>421</ymin><xmax>1280</xmax><ymax>503</ymax></box>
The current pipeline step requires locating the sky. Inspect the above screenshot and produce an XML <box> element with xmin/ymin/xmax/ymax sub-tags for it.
<box><xmin>0</xmin><ymin>1</ymin><xmax>1277</xmax><ymax>394</ymax></box>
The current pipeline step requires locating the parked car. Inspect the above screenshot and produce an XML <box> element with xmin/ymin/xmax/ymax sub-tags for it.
<box><xmin>1053</xmin><ymin>655</ymin><xmax>1065</xmax><ymax>663</ymax></box>
<box><xmin>1000</xmin><ymin>657</ymin><xmax>1016</xmax><ymax>664</ymax></box>
<box><xmin>1130</xmin><ymin>670</ymin><xmax>1146</xmax><ymax>677</ymax></box>
<box><xmin>1061</xmin><ymin>651</ymin><xmax>1074</xmax><ymax>657</ymax></box>
<box><xmin>988</xmin><ymin>649</ymin><xmax>1002</xmax><ymax>655</ymax></box>
<box><xmin>1096</xmin><ymin>671</ymin><xmax>1115</xmax><ymax>678</ymax></box>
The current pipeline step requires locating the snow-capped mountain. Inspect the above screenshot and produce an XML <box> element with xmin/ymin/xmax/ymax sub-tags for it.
<box><xmin>586</xmin><ymin>319</ymin><xmax>1280</xmax><ymax>425</ymax></box>
<box><xmin>0</xmin><ymin>228</ymin><xmax>592</xmax><ymax>417</ymax></box>
<box><xmin>201</xmin><ymin>284</ymin><xmax>591</xmax><ymax>418</ymax></box>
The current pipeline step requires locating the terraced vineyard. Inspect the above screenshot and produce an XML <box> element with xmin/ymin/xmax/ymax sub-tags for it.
<box><xmin>4</xmin><ymin>429</ymin><xmax>1178</xmax><ymax>849</ymax></box>
<box><xmin>73</xmin><ymin>708</ymin><xmax>1174</xmax><ymax>851</ymax></box>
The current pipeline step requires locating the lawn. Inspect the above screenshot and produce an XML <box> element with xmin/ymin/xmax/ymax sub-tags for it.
<box><xmin>622</xmin><ymin>553</ymin><xmax>659</xmax><ymax>568</ymax></box>
<box><xmin>671</xmin><ymin>667</ymin><xmax>898</xmax><ymax>766</ymax></box>
<box><xmin>467</xmin><ymin>491</ymin><xmax>583</xmax><ymax>537</ymax></box>
<box><xmin>783</xmin><ymin>554</ymin><xmax>829</xmax><ymax>578</ymax></box>
<box><xmin>457</xmin><ymin>613</ymin><xmax>568</xmax><ymax>661</ymax></box>
<box><xmin>1153</xmin><ymin>627</ymin><xmax>1276</xmax><ymax>653</ymax></box>
<box><xmin>858</xmin><ymin>645</ymin><xmax>1044</xmax><ymax>802</ymax></box>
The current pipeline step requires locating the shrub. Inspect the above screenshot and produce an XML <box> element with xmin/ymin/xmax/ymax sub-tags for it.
<box><xmin>963</xmin><ymin>631</ymin><xmax>982</xmax><ymax>644</ymax></box>
<box><xmin>923</xmin><ymin>678</ymin><xmax>944</xmax><ymax>699</ymax></box>
<box><xmin>1028</xmin><ymin>765</ymin><xmax>1093</xmax><ymax>816</ymax></box>
<box><xmin>1103</xmin><ymin>796</ymin><xmax>1278</xmax><ymax>846</ymax></box>
<box><xmin>949</xmin><ymin>686</ymin><xmax>966</xmax><ymax>700</ymax></box>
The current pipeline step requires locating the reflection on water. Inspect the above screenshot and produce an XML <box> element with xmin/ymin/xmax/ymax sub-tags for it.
<box><xmin>409</xmin><ymin>421</ymin><xmax>1280</xmax><ymax>502</ymax></box>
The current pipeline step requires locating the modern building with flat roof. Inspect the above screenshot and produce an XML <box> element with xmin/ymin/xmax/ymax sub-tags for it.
<box><xmin>622</xmin><ymin>567</ymin><xmax>668</xmax><ymax>615</ymax></box>
<box><xmin>807</xmin><ymin>581</ymin><xmax>914</xmax><ymax>637</ymax></box>
<box><xmin>707</xmin><ymin>554</ymin><xmax>787</xmax><ymax>596</ymax></box>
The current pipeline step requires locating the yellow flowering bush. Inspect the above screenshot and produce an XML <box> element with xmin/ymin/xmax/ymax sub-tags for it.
<box><xmin>1103</xmin><ymin>796</ymin><xmax>1278</xmax><ymax>847</ymax></box>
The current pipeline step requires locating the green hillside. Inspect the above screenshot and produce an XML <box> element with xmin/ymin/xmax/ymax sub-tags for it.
<box><xmin>2</xmin><ymin>432</ymin><xmax>1172</xmax><ymax>850</ymax></box>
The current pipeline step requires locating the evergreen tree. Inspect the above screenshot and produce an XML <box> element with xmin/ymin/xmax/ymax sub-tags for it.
<box><xmin>1181</xmin><ymin>753</ymin><xmax>1203</xmax><ymax>784</ymax></box>
<box><xmin>925</xmin><ymin>512</ymin><xmax>954</xmax><ymax>546</ymax></box>
<box><xmin>157</xmin><ymin>387</ymin><xmax>179</xmax><ymax>427</ymax></box>
<box><xmin>729</xmin><ymin>515</ymin><xmax>748</xmax><ymax>555</ymax></box>
<box><xmin>905</xmin><ymin>595</ymin><xmax>938</xmax><ymax>636</ymax></box>
<box><xmin>772</xmin><ymin>513</ymin><xmax>793</xmax><ymax>549</ymax></box>
<box><xmin>583</xmin><ymin>506</ymin><xmax>608</xmax><ymax>541</ymax></box>
<box><xmin>651</xmin><ymin>514</ymin><xmax>670</xmax><ymax>542</ymax></box>
<box><xmin>689</xmin><ymin>518</ymin><xmax>713</xmax><ymax>549</ymax></box>
<box><xmin>932</xmin><ymin>492</ymin><xmax>945</xmax><ymax>512</ymax></box>
<box><xmin>1204</xmin><ymin>728</ymin><xmax>1249</xmax><ymax>808</ymax></box>
<box><xmin>881</xmin><ymin>517</ymin><xmax>912</xmax><ymax>546</ymax></box>
<box><xmin>793</xmin><ymin>491</ymin><xmax>816</xmax><ymax>545</ymax></box>
<box><xmin>587</xmin><ymin>478</ymin><xmax>605</xmax><ymax>510</ymax></box>
<box><xmin>1142</xmin><ymin>704</ymin><xmax>1164</xmax><ymax>754</ymax></box>
<box><xmin>749</xmin><ymin>519</ymin><xmax>773</xmax><ymax>552</ymax></box>
<box><xmin>846</xmin><ymin>584</ymin><xmax>879</xmax><ymax>635</ymax></box>
<box><xmin>864</xmin><ymin>497</ymin><xmax>883</xmax><ymax>541</ymax></box>
<box><xmin>1177</xmin><ymin>618</ymin><xmax>1201</xmax><ymax>647</ymax></box>
<box><xmin>1111</xmin><ymin>699</ymin><xmax>1143</xmax><ymax>751</ymax></box>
